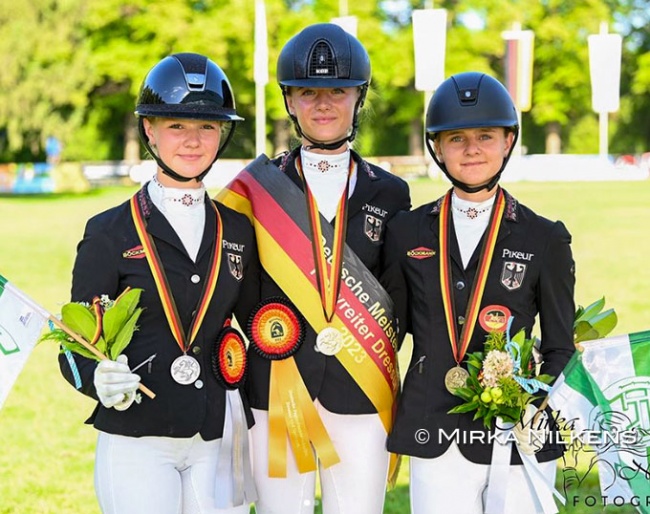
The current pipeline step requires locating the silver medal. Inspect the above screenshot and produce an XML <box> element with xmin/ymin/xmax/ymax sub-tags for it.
<box><xmin>170</xmin><ymin>354</ymin><xmax>201</xmax><ymax>385</ymax></box>
<box><xmin>315</xmin><ymin>327</ymin><xmax>344</xmax><ymax>356</ymax></box>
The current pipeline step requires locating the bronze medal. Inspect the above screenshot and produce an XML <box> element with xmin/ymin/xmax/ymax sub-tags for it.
<box><xmin>315</xmin><ymin>327</ymin><xmax>344</xmax><ymax>356</ymax></box>
<box><xmin>444</xmin><ymin>366</ymin><xmax>470</xmax><ymax>393</ymax></box>
<box><xmin>170</xmin><ymin>354</ymin><xmax>201</xmax><ymax>385</ymax></box>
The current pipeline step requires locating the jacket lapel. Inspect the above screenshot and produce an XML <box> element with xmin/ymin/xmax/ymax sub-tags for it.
<box><xmin>347</xmin><ymin>152</ymin><xmax>380</xmax><ymax>219</ymax></box>
<box><xmin>195</xmin><ymin>199</ymin><xmax>217</xmax><ymax>263</ymax></box>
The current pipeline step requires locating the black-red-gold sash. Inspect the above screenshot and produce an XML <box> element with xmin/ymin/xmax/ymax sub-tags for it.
<box><xmin>217</xmin><ymin>156</ymin><xmax>399</xmax><ymax>475</ymax></box>
<box><xmin>130</xmin><ymin>193</ymin><xmax>223</xmax><ymax>354</ymax></box>
<box><xmin>295</xmin><ymin>156</ymin><xmax>352</xmax><ymax>324</ymax></box>
<box><xmin>439</xmin><ymin>188</ymin><xmax>505</xmax><ymax>366</ymax></box>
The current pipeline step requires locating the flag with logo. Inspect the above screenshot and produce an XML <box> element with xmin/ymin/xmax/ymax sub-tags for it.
<box><xmin>0</xmin><ymin>274</ymin><xmax>49</xmax><ymax>410</ymax></box>
<box><xmin>548</xmin><ymin>331</ymin><xmax>650</xmax><ymax>511</ymax></box>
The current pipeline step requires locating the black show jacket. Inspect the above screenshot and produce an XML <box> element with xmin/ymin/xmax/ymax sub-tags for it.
<box><xmin>243</xmin><ymin>148</ymin><xmax>411</xmax><ymax>415</ymax></box>
<box><xmin>381</xmin><ymin>189</ymin><xmax>575</xmax><ymax>464</ymax></box>
<box><xmin>59</xmin><ymin>186</ymin><xmax>260</xmax><ymax>440</ymax></box>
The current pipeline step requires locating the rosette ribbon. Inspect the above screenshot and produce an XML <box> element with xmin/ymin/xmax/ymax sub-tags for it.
<box><xmin>248</xmin><ymin>299</ymin><xmax>340</xmax><ymax>478</ymax></box>
<box><xmin>212</xmin><ymin>324</ymin><xmax>257</xmax><ymax>508</ymax></box>
<box><xmin>214</xmin><ymin>390</ymin><xmax>257</xmax><ymax>508</ymax></box>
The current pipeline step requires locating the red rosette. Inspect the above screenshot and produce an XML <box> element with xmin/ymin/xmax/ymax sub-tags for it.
<box><xmin>478</xmin><ymin>305</ymin><xmax>512</xmax><ymax>333</ymax></box>
<box><xmin>212</xmin><ymin>327</ymin><xmax>247</xmax><ymax>390</ymax></box>
<box><xmin>247</xmin><ymin>297</ymin><xmax>304</xmax><ymax>360</ymax></box>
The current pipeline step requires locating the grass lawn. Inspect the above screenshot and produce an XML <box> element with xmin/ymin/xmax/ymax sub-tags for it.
<box><xmin>1</xmin><ymin>177</ymin><xmax>649</xmax><ymax>513</ymax></box>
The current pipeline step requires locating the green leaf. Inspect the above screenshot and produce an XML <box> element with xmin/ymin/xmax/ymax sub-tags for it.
<box><xmin>102</xmin><ymin>299</ymin><xmax>130</xmax><ymax>343</ymax></box>
<box><xmin>511</xmin><ymin>328</ymin><xmax>526</xmax><ymax>346</ymax></box>
<box><xmin>61</xmin><ymin>303</ymin><xmax>97</xmax><ymax>342</ymax></box>
<box><xmin>574</xmin><ymin>297</ymin><xmax>605</xmax><ymax>325</ymax></box>
<box><xmin>94</xmin><ymin>336</ymin><xmax>107</xmax><ymax>355</ymax></box>
<box><xmin>575</xmin><ymin>309</ymin><xmax>618</xmax><ymax>342</ymax></box>
<box><xmin>114</xmin><ymin>288</ymin><xmax>143</xmax><ymax>318</ymax></box>
<box><xmin>108</xmin><ymin>307</ymin><xmax>142</xmax><ymax>359</ymax></box>
<box><xmin>60</xmin><ymin>339</ymin><xmax>101</xmax><ymax>361</ymax></box>
<box><xmin>452</xmin><ymin>387</ymin><xmax>475</xmax><ymax>401</ymax></box>
<box><xmin>448</xmin><ymin>401</ymin><xmax>480</xmax><ymax>414</ymax></box>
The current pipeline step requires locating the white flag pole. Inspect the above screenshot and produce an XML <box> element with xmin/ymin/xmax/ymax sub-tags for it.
<box><xmin>254</xmin><ymin>0</ymin><xmax>269</xmax><ymax>157</ymax></box>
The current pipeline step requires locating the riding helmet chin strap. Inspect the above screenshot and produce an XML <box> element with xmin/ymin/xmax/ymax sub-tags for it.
<box><xmin>425</xmin><ymin>130</ymin><xmax>518</xmax><ymax>194</ymax></box>
<box><xmin>137</xmin><ymin>118</ymin><xmax>234</xmax><ymax>183</ymax></box>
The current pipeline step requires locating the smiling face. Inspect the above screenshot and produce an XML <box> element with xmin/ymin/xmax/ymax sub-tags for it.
<box><xmin>434</xmin><ymin>127</ymin><xmax>515</xmax><ymax>200</ymax></box>
<box><xmin>143</xmin><ymin>117</ymin><xmax>222</xmax><ymax>188</ymax></box>
<box><xmin>286</xmin><ymin>86</ymin><xmax>360</xmax><ymax>154</ymax></box>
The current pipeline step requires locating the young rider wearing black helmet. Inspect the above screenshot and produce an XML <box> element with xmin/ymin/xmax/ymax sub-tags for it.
<box><xmin>58</xmin><ymin>53</ymin><xmax>259</xmax><ymax>513</ymax></box>
<box><xmin>219</xmin><ymin>23</ymin><xmax>410</xmax><ymax>514</ymax></box>
<box><xmin>381</xmin><ymin>72</ymin><xmax>575</xmax><ymax>513</ymax></box>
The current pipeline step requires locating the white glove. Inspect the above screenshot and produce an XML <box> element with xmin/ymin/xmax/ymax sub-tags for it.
<box><xmin>94</xmin><ymin>355</ymin><xmax>141</xmax><ymax>410</ymax></box>
<box><xmin>512</xmin><ymin>404</ymin><xmax>548</xmax><ymax>455</ymax></box>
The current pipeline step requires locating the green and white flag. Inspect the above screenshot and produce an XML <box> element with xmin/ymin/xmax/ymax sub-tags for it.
<box><xmin>0</xmin><ymin>274</ymin><xmax>49</xmax><ymax>410</ymax></box>
<box><xmin>549</xmin><ymin>331</ymin><xmax>650</xmax><ymax>511</ymax></box>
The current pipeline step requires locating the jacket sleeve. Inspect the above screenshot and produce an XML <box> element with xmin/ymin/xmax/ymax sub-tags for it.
<box><xmin>57</xmin><ymin>216</ymin><xmax>120</xmax><ymax>400</ymax></box>
<box><xmin>537</xmin><ymin>220</ymin><xmax>576</xmax><ymax>380</ymax></box>
<box><xmin>380</xmin><ymin>214</ymin><xmax>411</xmax><ymax>350</ymax></box>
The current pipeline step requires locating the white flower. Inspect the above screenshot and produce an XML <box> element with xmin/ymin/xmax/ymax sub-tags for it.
<box><xmin>480</xmin><ymin>349</ymin><xmax>514</xmax><ymax>388</ymax></box>
<box><xmin>99</xmin><ymin>294</ymin><xmax>114</xmax><ymax>310</ymax></box>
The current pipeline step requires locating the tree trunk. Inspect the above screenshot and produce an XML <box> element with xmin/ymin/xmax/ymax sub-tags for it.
<box><xmin>123</xmin><ymin>115</ymin><xmax>140</xmax><ymax>163</ymax></box>
<box><xmin>545</xmin><ymin>122</ymin><xmax>561</xmax><ymax>154</ymax></box>
<box><xmin>409</xmin><ymin>116</ymin><xmax>424</xmax><ymax>156</ymax></box>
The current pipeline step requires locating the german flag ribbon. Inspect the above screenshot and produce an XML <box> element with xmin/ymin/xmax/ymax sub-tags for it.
<box><xmin>439</xmin><ymin>188</ymin><xmax>505</xmax><ymax>366</ymax></box>
<box><xmin>130</xmin><ymin>190</ymin><xmax>223</xmax><ymax>354</ymax></box>
<box><xmin>217</xmin><ymin>156</ymin><xmax>399</xmax><ymax>474</ymax></box>
<box><xmin>295</xmin><ymin>156</ymin><xmax>352</xmax><ymax>324</ymax></box>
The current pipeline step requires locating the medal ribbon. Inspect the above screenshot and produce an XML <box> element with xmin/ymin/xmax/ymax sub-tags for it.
<box><xmin>295</xmin><ymin>156</ymin><xmax>352</xmax><ymax>323</ymax></box>
<box><xmin>130</xmin><ymin>193</ymin><xmax>223</xmax><ymax>353</ymax></box>
<box><xmin>439</xmin><ymin>188</ymin><xmax>505</xmax><ymax>365</ymax></box>
<box><xmin>217</xmin><ymin>156</ymin><xmax>399</xmax><ymax>480</ymax></box>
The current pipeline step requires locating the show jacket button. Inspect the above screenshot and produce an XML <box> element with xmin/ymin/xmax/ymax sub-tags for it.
<box><xmin>191</xmin><ymin>274</ymin><xmax>201</xmax><ymax>284</ymax></box>
<box><xmin>192</xmin><ymin>346</ymin><xmax>201</xmax><ymax>355</ymax></box>
<box><xmin>455</xmin><ymin>281</ymin><xmax>465</xmax><ymax>290</ymax></box>
<box><xmin>194</xmin><ymin>379</ymin><xmax>204</xmax><ymax>389</ymax></box>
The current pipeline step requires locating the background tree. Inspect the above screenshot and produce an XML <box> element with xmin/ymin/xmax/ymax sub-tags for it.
<box><xmin>0</xmin><ymin>0</ymin><xmax>648</xmax><ymax>163</ymax></box>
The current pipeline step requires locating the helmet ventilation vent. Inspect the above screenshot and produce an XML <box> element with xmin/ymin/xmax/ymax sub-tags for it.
<box><xmin>308</xmin><ymin>42</ymin><xmax>336</xmax><ymax>78</ymax></box>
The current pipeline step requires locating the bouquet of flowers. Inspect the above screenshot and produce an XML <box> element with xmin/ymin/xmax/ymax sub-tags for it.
<box><xmin>448</xmin><ymin>298</ymin><xmax>617</xmax><ymax>429</ymax></box>
<box><xmin>448</xmin><ymin>324</ymin><xmax>552</xmax><ymax>428</ymax></box>
<box><xmin>41</xmin><ymin>287</ymin><xmax>144</xmax><ymax>361</ymax></box>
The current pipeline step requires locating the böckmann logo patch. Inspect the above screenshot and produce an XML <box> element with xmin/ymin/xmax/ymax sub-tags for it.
<box><xmin>122</xmin><ymin>245</ymin><xmax>145</xmax><ymax>259</ymax></box>
<box><xmin>407</xmin><ymin>247</ymin><xmax>436</xmax><ymax>259</ymax></box>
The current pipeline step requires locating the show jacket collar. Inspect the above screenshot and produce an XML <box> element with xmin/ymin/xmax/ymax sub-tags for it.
<box><xmin>428</xmin><ymin>187</ymin><xmax>519</xmax><ymax>223</ymax></box>
<box><xmin>427</xmin><ymin>187</ymin><xmax>519</xmax><ymax>270</ymax></box>
<box><xmin>276</xmin><ymin>147</ymin><xmax>383</xmax><ymax>221</ymax></box>
<box><xmin>134</xmin><ymin>184</ymin><xmax>216</xmax><ymax>262</ymax></box>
